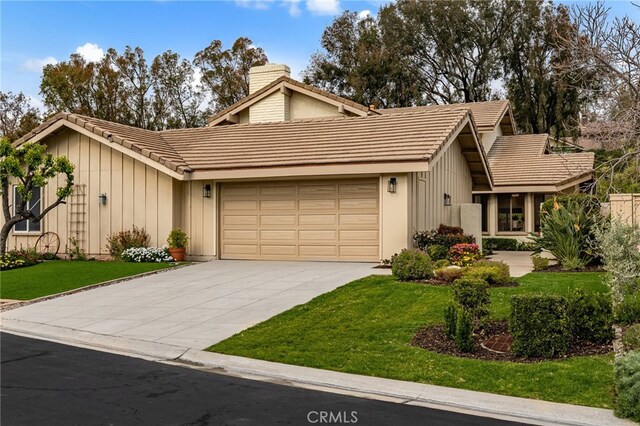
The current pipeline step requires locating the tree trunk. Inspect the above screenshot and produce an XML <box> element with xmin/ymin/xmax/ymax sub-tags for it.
<box><xmin>0</xmin><ymin>219</ymin><xmax>20</xmax><ymax>256</ymax></box>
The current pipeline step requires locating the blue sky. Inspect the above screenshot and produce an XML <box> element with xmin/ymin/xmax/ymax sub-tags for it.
<box><xmin>1</xmin><ymin>0</ymin><xmax>637</xmax><ymax>111</ymax></box>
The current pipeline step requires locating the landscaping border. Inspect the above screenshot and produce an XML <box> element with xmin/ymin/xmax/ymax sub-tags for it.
<box><xmin>0</xmin><ymin>262</ymin><xmax>193</xmax><ymax>313</ymax></box>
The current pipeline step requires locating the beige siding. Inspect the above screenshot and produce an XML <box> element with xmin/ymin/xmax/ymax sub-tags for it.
<box><xmin>610</xmin><ymin>194</ymin><xmax>640</xmax><ymax>227</ymax></box>
<box><xmin>411</xmin><ymin>138</ymin><xmax>473</xmax><ymax>233</ymax></box>
<box><xmin>180</xmin><ymin>180</ymin><xmax>215</xmax><ymax>259</ymax></box>
<box><xmin>6</xmin><ymin>129</ymin><xmax>176</xmax><ymax>256</ymax></box>
<box><xmin>289</xmin><ymin>92</ymin><xmax>342</xmax><ymax>121</ymax></box>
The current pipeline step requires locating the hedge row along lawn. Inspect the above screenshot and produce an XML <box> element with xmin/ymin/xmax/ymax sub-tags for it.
<box><xmin>209</xmin><ymin>272</ymin><xmax>614</xmax><ymax>408</ymax></box>
<box><xmin>0</xmin><ymin>261</ymin><xmax>175</xmax><ymax>300</ymax></box>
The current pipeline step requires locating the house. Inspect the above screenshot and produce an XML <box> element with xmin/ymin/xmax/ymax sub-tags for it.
<box><xmin>5</xmin><ymin>64</ymin><xmax>594</xmax><ymax>261</ymax></box>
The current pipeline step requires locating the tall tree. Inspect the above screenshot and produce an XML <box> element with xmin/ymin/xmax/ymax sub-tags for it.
<box><xmin>0</xmin><ymin>92</ymin><xmax>41</xmax><ymax>142</ymax></box>
<box><xmin>151</xmin><ymin>51</ymin><xmax>207</xmax><ymax>128</ymax></box>
<box><xmin>503</xmin><ymin>1</ymin><xmax>586</xmax><ymax>138</ymax></box>
<box><xmin>0</xmin><ymin>139</ymin><xmax>75</xmax><ymax>255</ymax></box>
<box><xmin>40</xmin><ymin>54</ymin><xmax>97</xmax><ymax>117</ymax></box>
<box><xmin>194</xmin><ymin>37</ymin><xmax>268</xmax><ymax>112</ymax></box>
<box><xmin>303</xmin><ymin>10</ymin><xmax>419</xmax><ymax>108</ymax></box>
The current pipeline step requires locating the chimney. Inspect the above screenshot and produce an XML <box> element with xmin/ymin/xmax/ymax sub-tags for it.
<box><xmin>249</xmin><ymin>64</ymin><xmax>291</xmax><ymax>94</ymax></box>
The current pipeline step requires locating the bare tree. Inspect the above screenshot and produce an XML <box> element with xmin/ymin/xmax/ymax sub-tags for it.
<box><xmin>555</xmin><ymin>2</ymin><xmax>640</xmax><ymax>198</ymax></box>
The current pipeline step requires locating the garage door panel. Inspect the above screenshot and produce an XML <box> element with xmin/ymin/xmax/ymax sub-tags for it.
<box><xmin>299</xmin><ymin>214</ymin><xmax>336</xmax><ymax>225</ymax></box>
<box><xmin>223</xmin><ymin>186</ymin><xmax>259</xmax><ymax>197</ymax></box>
<box><xmin>261</xmin><ymin>245</ymin><xmax>296</xmax><ymax>256</ymax></box>
<box><xmin>260</xmin><ymin>230</ymin><xmax>296</xmax><ymax>241</ymax></box>
<box><xmin>260</xmin><ymin>215</ymin><xmax>296</xmax><ymax>225</ymax></box>
<box><xmin>224</xmin><ymin>215</ymin><xmax>258</xmax><ymax>226</ymax></box>
<box><xmin>299</xmin><ymin>199</ymin><xmax>336</xmax><ymax>210</ymax></box>
<box><xmin>339</xmin><ymin>198</ymin><xmax>378</xmax><ymax>210</ymax></box>
<box><xmin>221</xmin><ymin>179</ymin><xmax>379</xmax><ymax>261</ymax></box>
<box><xmin>260</xmin><ymin>185</ymin><xmax>296</xmax><ymax>197</ymax></box>
<box><xmin>224</xmin><ymin>200</ymin><xmax>258</xmax><ymax>211</ymax></box>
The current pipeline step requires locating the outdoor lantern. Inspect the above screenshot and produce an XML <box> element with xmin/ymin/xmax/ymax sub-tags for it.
<box><xmin>387</xmin><ymin>177</ymin><xmax>397</xmax><ymax>193</ymax></box>
<box><xmin>444</xmin><ymin>193</ymin><xmax>452</xmax><ymax>206</ymax></box>
<box><xmin>203</xmin><ymin>184</ymin><xmax>212</xmax><ymax>198</ymax></box>
<box><xmin>98</xmin><ymin>193</ymin><xmax>107</xmax><ymax>205</ymax></box>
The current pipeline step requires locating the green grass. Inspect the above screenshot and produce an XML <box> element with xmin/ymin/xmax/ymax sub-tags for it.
<box><xmin>209</xmin><ymin>272</ymin><xmax>614</xmax><ymax>408</ymax></box>
<box><xmin>1</xmin><ymin>261</ymin><xmax>175</xmax><ymax>300</ymax></box>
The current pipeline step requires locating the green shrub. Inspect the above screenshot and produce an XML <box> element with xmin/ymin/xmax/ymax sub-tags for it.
<box><xmin>433</xmin><ymin>259</ymin><xmax>450</xmax><ymax>269</ymax></box>
<box><xmin>444</xmin><ymin>303</ymin><xmax>457</xmax><ymax>339</ymax></box>
<box><xmin>434</xmin><ymin>266</ymin><xmax>465</xmax><ymax>283</ymax></box>
<box><xmin>567</xmin><ymin>289</ymin><xmax>614</xmax><ymax>344</ymax></box>
<box><xmin>482</xmin><ymin>238</ymin><xmax>518</xmax><ymax>252</ymax></box>
<box><xmin>510</xmin><ymin>294</ymin><xmax>570</xmax><ymax>358</ymax></box>
<box><xmin>623</xmin><ymin>325</ymin><xmax>640</xmax><ymax>351</ymax></box>
<box><xmin>616</xmin><ymin>292</ymin><xmax>640</xmax><ymax>324</ymax></box>
<box><xmin>452</xmin><ymin>277</ymin><xmax>490</xmax><ymax>328</ymax></box>
<box><xmin>455</xmin><ymin>309</ymin><xmax>474</xmax><ymax>352</ymax></box>
<box><xmin>516</xmin><ymin>241</ymin><xmax>537</xmax><ymax>251</ymax></box>
<box><xmin>595</xmin><ymin>221</ymin><xmax>640</xmax><ymax>305</ymax></box>
<box><xmin>106</xmin><ymin>226</ymin><xmax>150</xmax><ymax>260</ymax></box>
<box><xmin>532</xmin><ymin>255</ymin><xmax>550</xmax><ymax>271</ymax></box>
<box><xmin>531</xmin><ymin>195</ymin><xmax>600</xmax><ymax>270</ymax></box>
<box><xmin>167</xmin><ymin>228</ymin><xmax>189</xmax><ymax>249</ymax></box>
<box><xmin>413</xmin><ymin>225</ymin><xmax>475</xmax><ymax>251</ymax></box>
<box><xmin>391</xmin><ymin>249</ymin><xmax>434</xmax><ymax>281</ymax></box>
<box><xmin>463</xmin><ymin>260</ymin><xmax>512</xmax><ymax>286</ymax></box>
<box><xmin>0</xmin><ymin>247</ymin><xmax>40</xmax><ymax>270</ymax></box>
<box><xmin>614</xmin><ymin>351</ymin><xmax>640</xmax><ymax>422</ymax></box>
<box><xmin>427</xmin><ymin>244</ymin><xmax>449</xmax><ymax>261</ymax></box>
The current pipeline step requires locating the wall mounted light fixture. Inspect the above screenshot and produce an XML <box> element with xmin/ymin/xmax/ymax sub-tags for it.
<box><xmin>444</xmin><ymin>193</ymin><xmax>452</xmax><ymax>206</ymax></box>
<box><xmin>387</xmin><ymin>177</ymin><xmax>397</xmax><ymax>193</ymax></box>
<box><xmin>203</xmin><ymin>184</ymin><xmax>212</xmax><ymax>198</ymax></box>
<box><xmin>98</xmin><ymin>193</ymin><xmax>107</xmax><ymax>205</ymax></box>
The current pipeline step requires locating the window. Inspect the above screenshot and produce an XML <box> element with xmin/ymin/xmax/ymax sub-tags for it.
<box><xmin>534</xmin><ymin>194</ymin><xmax>553</xmax><ymax>232</ymax></box>
<box><xmin>497</xmin><ymin>193</ymin><xmax>525</xmax><ymax>232</ymax></box>
<box><xmin>13</xmin><ymin>186</ymin><xmax>41</xmax><ymax>233</ymax></box>
<box><xmin>474</xmin><ymin>194</ymin><xmax>489</xmax><ymax>233</ymax></box>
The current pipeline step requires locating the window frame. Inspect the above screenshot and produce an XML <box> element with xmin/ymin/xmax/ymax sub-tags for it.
<box><xmin>496</xmin><ymin>193</ymin><xmax>526</xmax><ymax>234</ymax></box>
<box><xmin>12</xmin><ymin>185</ymin><xmax>43</xmax><ymax>234</ymax></box>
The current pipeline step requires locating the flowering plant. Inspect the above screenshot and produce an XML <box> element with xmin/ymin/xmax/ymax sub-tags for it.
<box><xmin>121</xmin><ymin>246</ymin><xmax>173</xmax><ymax>263</ymax></box>
<box><xmin>449</xmin><ymin>243</ymin><xmax>481</xmax><ymax>266</ymax></box>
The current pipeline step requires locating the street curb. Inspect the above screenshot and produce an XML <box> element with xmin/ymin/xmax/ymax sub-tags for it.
<box><xmin>0</xmin><ymin>262</ymin><xmax>192</xmax><ymax>313</ymax></box>
<box><xmin>1</xmin><ymin>319</ymin><xmax>633</xmax><ymax>426</ymax></box>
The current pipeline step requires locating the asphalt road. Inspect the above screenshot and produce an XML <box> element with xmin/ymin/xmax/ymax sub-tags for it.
<box><xmin>1</xmin><ymin>333</ymin><xmax>528</xmax><ymax>426</ymax></box>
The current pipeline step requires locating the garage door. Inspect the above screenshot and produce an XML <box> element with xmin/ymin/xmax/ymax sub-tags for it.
<box><xmin>220</xmin><ymin>179</ymin><xmax>379</xmax><ymax>261</ymax></box>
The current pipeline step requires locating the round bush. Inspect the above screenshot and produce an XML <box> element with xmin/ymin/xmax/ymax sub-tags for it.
<box><xmin>427</xmin><ymin>244</ymin><xmax>449</xmax><ymax>261</ymax></box>
<box><xmin>615</xmin><ymin>351</ymin><xmax>640</xmax><ymax>422</ymax></box>
<box><xmin>463</xmin><ymin>260</ymin><xmax>512</xmax><ymax>286</ymax></box>
<box><xmin>391</xmin><ymin>249</ymin><xmax>434</xmax><ymax>281</ymax></box>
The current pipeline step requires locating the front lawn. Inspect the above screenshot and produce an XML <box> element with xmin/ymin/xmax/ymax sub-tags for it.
<box><xmin>209</xmin><ymin>272</ymin><xmax>614</xmax><ymax>408</ymax></box>
<box><xmin>1</xmin><ymin>261</ymin><xmax>175</xmax><ymax>300</ymax></box>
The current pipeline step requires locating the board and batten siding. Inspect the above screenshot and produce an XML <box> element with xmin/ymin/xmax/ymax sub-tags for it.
<box><xmin>409</xmin><ymin>138</ymin><xmax>474</xmax><ymax>233</ymax></box>
<box><xmin>6</xmin><ymin>129</ymin><xmax>176</xmax><ymax>256</ymax></box>
<box><xmin>180</xmin><ymin>180</ymin><xmax>216</xmax><ymax>259</ymax></box>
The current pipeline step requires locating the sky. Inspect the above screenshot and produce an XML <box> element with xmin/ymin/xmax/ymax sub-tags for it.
<box><xmin>1</xmin><ymin>0</ymin><xmax>638</xmax><ymax>112</ymax></box>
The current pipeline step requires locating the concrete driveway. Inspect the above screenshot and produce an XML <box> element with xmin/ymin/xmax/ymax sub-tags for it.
<box><xmin>1</xmin><ymin>261</ymin><xmax>380</xmax><ymax>349</ymax></box>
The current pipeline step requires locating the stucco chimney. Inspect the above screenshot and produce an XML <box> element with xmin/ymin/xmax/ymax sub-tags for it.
<box><xmin>249</xmin><ymin>64</ymin><xmax>291</xmax><ymax>94</ymax></box>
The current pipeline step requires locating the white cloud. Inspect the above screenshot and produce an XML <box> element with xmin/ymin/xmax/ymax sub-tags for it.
<box><xmin>26</xmin><ymin>95</ymin><xmax>45</xmax><ymax>112</ymax></box>
<box><xmin>283</xmin><ymin>0</ymin><xmax>301</xmax><ymax>17</ymax></box>
<box><xmin>75</xmin><ymin>42</ymin><xmax>104</xmax><ymax>62</ymax></box>
<box><xmin>306</xmin><ymin>0</ymin><xmax>340</xmax><ymax>15</ymax></box>
<box><xmin>358</xmin><ymin>9</ymin><xmax>371</xmax><ymax>20</ymax></box>
<box><xmin>22</xmin><ymin>56</ymin><xmax>58</xmax><ymax>72</ymax></box>
<box><xmin>235</xmin><ymin>0</ymin><xmax>275</xmax><ymax>10</ymax></box>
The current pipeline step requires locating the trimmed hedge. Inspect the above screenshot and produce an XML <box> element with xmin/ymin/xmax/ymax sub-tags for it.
<box><xmin>483</xmin><ymin>238</ymin><xmax>518</xmax><ymax>251</ymax></box>
<box><xmin>567</xmin><ymin>289</ymin><xmax>614</xmax><ymax>344</ymax></box>
<box><xmin>462</xmin><ymin>260</ymin><xmax>513</xmax><ymax>286</ymax></box>
<box><xmin>614</xmin><ymin>351</ymin><xmax>640</xmax><ymax>422</ymax></box>
<box><xmin>452</xmin><ymin>277</ymin><xmax>490</xmax><ymax>328</ymax></box>
<box><xmin>391</xmin><ymin>249</ymin><xmax>433</xmax><ymax>281</ymax></box>
<box><xmin>510</xmin><ymin>294</ymin><xmax>570</xmax><ymax>358</ymax></box>
<box><xmin>532</xmin><ymin>255</ymin><xmax>550</xmax><ymax>271</ymax></box>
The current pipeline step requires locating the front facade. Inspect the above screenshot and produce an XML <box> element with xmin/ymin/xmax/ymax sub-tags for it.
<box><xmin>5</xmin><ymin>64</ymin><xmax>594</xmax><ymax>261</ymax></box>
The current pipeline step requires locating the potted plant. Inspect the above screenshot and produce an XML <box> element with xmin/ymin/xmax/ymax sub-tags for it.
<box><xmin>167</xmin><ymin>228</ymin><xmax>188</xmax><ymax>261</ymax></box>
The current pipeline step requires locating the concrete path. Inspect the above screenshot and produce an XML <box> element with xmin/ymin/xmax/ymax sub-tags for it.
<box><xmin>1</xmin><ymin>260</ymin><xmax>381</xmax><ymax>349</ymax></box>
<box><xmin>488</xmin><ymin>251</ymin><xmax>535</xmax><ymax>277</ymax></box>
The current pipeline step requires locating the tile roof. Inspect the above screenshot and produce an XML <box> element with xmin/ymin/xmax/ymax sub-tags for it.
<box><xmin>161</xmin><ymin>107</ymin><xmax>472</xmax><ymax>170</ymax></box>
<box><xmin>487</xmin><ymin>134</ymin><xmax>595</xmax><ymax>187</ymax></box>
<box><xmin>14</xmin><ymin>112</ymin><xmax>191</xmax><ymax>173</ymax></box>
<box><xmin>207</xmin><ymin>75</ymin><xmax>372</xmax><ymax>124</ymax></box>
<box><xmin>377</xmin><ymin>100</ymin><xmax>511</xmax><ymax>132</ymax></box>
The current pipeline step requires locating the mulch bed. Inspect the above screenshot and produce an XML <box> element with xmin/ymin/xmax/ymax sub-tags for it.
<box><xmin>411</xmin><ymin>321</ymin><xmax>612</xmax><ymax>362</ymax></box>
<box><xmin>540</xmin><ymin>264</ymin><xmax>605</xmax><ymax>273</ymax></box>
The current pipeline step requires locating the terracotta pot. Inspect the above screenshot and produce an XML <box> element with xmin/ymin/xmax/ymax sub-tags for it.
<box><xmin>168</xmin><ymin>247</ymin><xmax>186</xmax><ymax>262</ymax></box>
